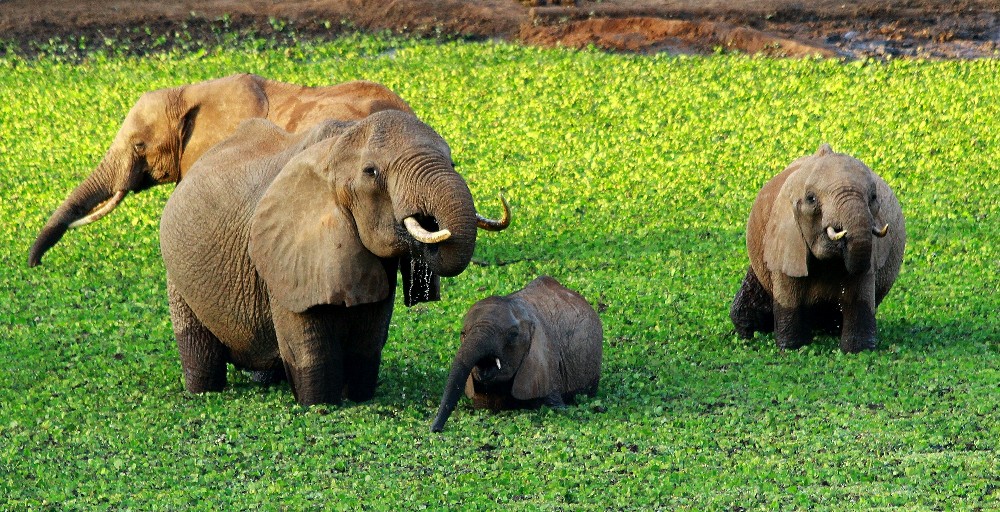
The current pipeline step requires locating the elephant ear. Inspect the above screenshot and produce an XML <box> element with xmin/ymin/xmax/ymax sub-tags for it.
<box><xmin>763</xmin><ymin>170</ymin><xmax>810</xmax><ymax>278</ymax></box>
<box><xmin>511</xmin><ymin>322</ymin><xmax>559</xmax><ymax>401</ymax></box>
<box><xmin>249</xmin><ymin>138</ymin><xmax>391</xmax><ymax>313</ymax></box>
<box><xmin>176</xmin><ymin>74</ymin><xmax>270</xmax><ymax>170</ymax></box>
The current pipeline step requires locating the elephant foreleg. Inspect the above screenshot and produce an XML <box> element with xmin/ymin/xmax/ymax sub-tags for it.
<box><xmin>773</xmin><ymin>302</ymin><xmax>812</xmax><ymax>350</ymax></box>
<box><xmin>730</xmin><ymin>267</ymin><xmax>774</xmax><ymax>339</ymax></box>
<box><xmin>270</xmin><ymin>303</ymin><xmax>345</xmax><ymax>406</ymax></box>
<box><xmin>839</xmin><ymin>300</ymin><xmax>877</xmax><ymax>353</ymax></box>
<box><xmin>168</xmin><ymin>278</ymin><xmax>227</xmax><ymax>393</ymax></box>
<box><xmin>341</xmin><ymin>296</ymin><xmax>394</xmax><ymax>403</ymax></box>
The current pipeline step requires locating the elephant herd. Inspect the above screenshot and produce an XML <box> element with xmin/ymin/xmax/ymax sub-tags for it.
<box><xmin>29</xmin><ymin>74</ymin><xmax>905</xmax><ymax>432</ymax></box>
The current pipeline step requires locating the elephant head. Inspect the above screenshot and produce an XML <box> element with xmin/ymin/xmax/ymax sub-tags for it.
<box><xmin>28</xmin><ymin>73</ymin><xmax>414</xmax><ymax>267</ymax></box>
<box><xmin>764</xmin><ymin>143</ymin><xmax>892</xmax><ymax>279</ymax></box>
<box><xmin>247</xmin><ymin>110</ymin><xmax>511</xmax><ymax>314</ymax></box>
<box><xmin>430</xmin><ymin>276</ymin><xmax>602</xmax><ymax>432</ymax></box>
<box><xmin>28</xmin><ymin>76</ymin><xmax>269</xmax><ymax>267</ymax></box>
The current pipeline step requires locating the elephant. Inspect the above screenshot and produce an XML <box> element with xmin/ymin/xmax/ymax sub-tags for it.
<box><xmin>159</xmin><ymin>110</ymin><xmax>510</xmax><ymax>405</ymax></box>
<box><xmin>729</xmin><ymin>143</ymin><xmax>905</xmax><ymax>353</ymax></box>
<box><xmin>29</xmin><ymin>73</ymin><xmax>413</xmax><ymax>267</ymax></box>
<box><xmin>431</xmin><ymin>276</ymin><xmax>603</xmax><ymax>432</ymax></box>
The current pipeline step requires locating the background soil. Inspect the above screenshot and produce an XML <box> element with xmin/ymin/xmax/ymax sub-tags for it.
<box><xmin>1</xmin><ymin>0</ymin><xmax>999</xmax><ymax>59</ymax></box>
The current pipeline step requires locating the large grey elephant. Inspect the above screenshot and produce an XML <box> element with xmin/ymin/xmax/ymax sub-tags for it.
<box><xmin>431</xmin><ymin>276</ymin><xmax>603</xmax><ymax>432</ymax></box>
<box><xmin>730</xmin><ymin>144</ymin><xmax>905</xmax><ymax>353</ymax></box>
<box><xmin>29</xmin><ymin>73</ymin><xmax>412</xmax><ymax>267</ymax></box>
<box><xmin>159</xmin><ymin>111</ymin><xmax>510</xmax><ymax>405</ymax></box>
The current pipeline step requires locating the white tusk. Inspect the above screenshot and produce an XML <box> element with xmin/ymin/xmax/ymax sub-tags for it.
<box><xmin>495</xmin><ymin>358</ymin><xmax>502</xmax><ymax>370</ymax></box>
<box><xmin>403</xmin><ymin>216</ymin><xmax>451</xmax><ymax>244</ymax></box>
<box><xmin>826</xmin><ymin>226</ymin><xmax>847</xmax><ymax>241</ymax></box>
<box><xmin>873</xmin><ymin>224</ymin><xmax>889</xmax><ymax>238</ymax></box>
<box><xmin>69</xmin><ymin>190</ymin><xmax>127</xmax><ymax>229</ymax></box>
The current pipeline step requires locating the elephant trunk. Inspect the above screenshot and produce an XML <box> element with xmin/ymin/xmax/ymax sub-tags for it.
<box><xmin>408</xmin><ymin>172</ymin><xmax>479</xmax><ymax>278</ymax></box>
<box><xmin>431</xmin><ymin>339</ymin><xmax>494</xmax><ymax>433</ymax></box>
<box><xmin>840</xmin><ymin>202</ymin><xmax>874</xmax><ymax>276</ymax></box>
<box><xmin>28</xmin><ymin>158</ymin><xmax>127</xmax><ymax>267</ymax></box>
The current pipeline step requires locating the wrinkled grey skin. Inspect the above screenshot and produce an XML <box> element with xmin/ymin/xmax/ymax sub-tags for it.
<box><xmin>730</xmin><ymin>144</ymin><xmax>905</xmax><ymax>353</ymax></box>
<box><xmin>431</xmin><ymin>276</ymin><xmax>603</xmax><ymax>432</ymax></box>
<box><xmin>29</xmin><ymin>73</ymin><xmax>412</xmax><ymax>267</ymax></box>
<box><xmin>160</xmin><ymin>111</ymin><xmax>509</xmax><ymax>405</ymax></box>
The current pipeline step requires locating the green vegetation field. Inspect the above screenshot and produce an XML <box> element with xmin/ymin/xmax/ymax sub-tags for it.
<box><xmin>1</xmin><ymin>35</ymin><xmax>998</xmax><ymax>509</ymax></box>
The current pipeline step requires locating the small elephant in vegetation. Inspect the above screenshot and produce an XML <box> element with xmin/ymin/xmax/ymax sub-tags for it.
<box><xmin>730</xmin><ymin>144</ymin><xmax>905</xmax><ymax>353</ymax></box>
<box><xmin>431</xmin><ymin>276</ymin><xmax>602</xmax><ymax>432</ymax></box>
<box><xmin>159</xmin><ymin>111</ymin><xmax>510</xmax><ymax>405</ymax></box>
<box><xmin>29</xmin><ymin>73</ymin><xmax>412</xmax><ymax>267</ymax></box>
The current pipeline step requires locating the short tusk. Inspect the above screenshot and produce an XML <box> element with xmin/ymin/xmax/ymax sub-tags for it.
<box><xmin>403</xmin><ymin>217</ymin><xmax>451</xmax><ymax>244</ymax></box>
<box><xmin>873</xmin><ymin>223</ymin><xmax>889</xmax><ymax>238</ymax></box>
<box><xmin>495</xmin><ymin>358</ymin><xmax>502</xmax><ymax>370</ymax></box>
<box><xmin>826</xmin><ymin>226</ymin><xmax>847</xmax><ymax>241</ymax></box>
<box><xmin>68</xmin><ymin>190</ymin><xmax>127</xmax><ymax>229</ymax></box>
<box><xmin>476</xmin><ymin>193</ymin><xmax>511</xmax><ymax>231</ymax></box>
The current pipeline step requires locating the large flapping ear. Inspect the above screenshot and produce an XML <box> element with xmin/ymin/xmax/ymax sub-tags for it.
<box><xmin>399</xmin><ymin>254</ymin><xmax>441</xmax><ymax>307</ymax></box>
<box><xmin>249</xmin><ymin>138</ymin><xmax>392</xmax><ymax>313</ymax></box>
<box><xmin>176</xmin><ymin>74</ymin><xmax>270</xmax><ymax>171</ymax></box>
<box><xmin>763</xmin><ymin>164</ymin><xmax>810</xmax><ymax>278</ymax></box>
<box><xmin>511</xmin><ymin>321</ymin><xmax>559</xmax><ymax>401</ymax></box>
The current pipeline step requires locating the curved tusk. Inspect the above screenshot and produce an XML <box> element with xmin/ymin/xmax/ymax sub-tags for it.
<box><xmin>476</xmin><ymin>193</ymin><xmax>511</xmax><ymax>231</ymax></box>
<box><xmin>826</xmin><ymin>226</ymin><xmax>847</xmax><ymax>241</ymax></box>
<box><xmin>495</xmin><ymin>358</ymin><xmax>502</xmax><ymax>370</ymax></box>
<box><xmin>404</xmin><ymin>216</ymin><xmax>451</xmax><ymax>244</ymax></box>
<box><xmin>68</xmin><ymin>190</ymin><xmax>127</xmax><ymax>229</ymax></box>
<box><xmin>873</xmin><ymin>223</ymin><xmax>889</xmax><ymax>238</ymax></box>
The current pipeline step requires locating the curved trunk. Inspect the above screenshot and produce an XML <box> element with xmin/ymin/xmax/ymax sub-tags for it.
<box><xmin>28</xmin><ymin>159</ymin><xmax>124</xmax><ymax>267</ymax></box>
<box><xmin>412</xmin><ymin>173</ymin><xmax>479</xmax><ymax>278</ymax></box>
<box><xmin>431</xmin><ymin>343</ymin><xmax>484</xmax><ymax>432</ymax></box>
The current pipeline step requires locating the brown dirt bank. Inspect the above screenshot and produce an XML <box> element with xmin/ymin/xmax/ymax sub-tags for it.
<box><xmin>1</xmin><ymin>0</ymin><xmax>998</xmax><ymax>59</ymax></box>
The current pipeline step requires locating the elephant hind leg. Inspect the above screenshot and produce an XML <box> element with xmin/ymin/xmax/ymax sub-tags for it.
<box><xmin>730</xmin><ymin>267</ymin><xmax>774</xmax><ymax>339</ymax></box>
<box><xmin>168</xmin><ymin>278</ymin><xmax>227</xmax><ymax>393</ymax></box>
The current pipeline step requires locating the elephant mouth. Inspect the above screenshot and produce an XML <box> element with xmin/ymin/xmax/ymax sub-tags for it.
<box><xmin>402</xmin><ymin>214</ymin><xmax>448</xmax><ymax>250</ymax></box>
<box><xmin>471</xmin><ymin>355</ymin><xmax>503</xmax><ymax>383</ymax></box>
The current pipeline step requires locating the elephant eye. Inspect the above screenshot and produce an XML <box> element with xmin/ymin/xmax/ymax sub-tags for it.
<box><xmin>504</xmin><ymin>329</ymin><xmax>518</xmax><ymax>344</ymax></box>
<box><xmin>362</xmin><ymin>165</ymin><xmax>379</xmax><ymax>178</ymax></box>
<box><xmin>133</xmin><ymin>142</ymin><xmax>146</xmax><ymax>155</ymax></box>
<box><xmin>805</xmin><ymin>193</ymin><xmax>817</xmax><ymax>205</ymax></box>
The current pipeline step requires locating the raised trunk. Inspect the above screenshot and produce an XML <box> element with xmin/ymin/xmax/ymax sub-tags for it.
<box><xmin>410</xmin><ymin>172</ymin><xmax>478</xmax><ymax>278</ymax></box>
<box><xmin>28</xmin><ymin>159</ymin><xmax>124</xmax><ymax>267</ymax></box>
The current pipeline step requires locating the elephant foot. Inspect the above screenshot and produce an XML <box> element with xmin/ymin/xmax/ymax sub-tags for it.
<box><xmin>840</xmin><ymin>302</ymin><xmax>877</xmax><ymax>353</ymax></box>
<box><xmin>285</xmin><ymin>362</ymin><xmax>344</xmax><ymax>406</ymax></box>
<box><xmin>730</xmin><ymin>267</ymin><xmax>774</xmax><ymax>339</ymax></box>
<box><xmin>840</xmin><ymin>337</ymin><xmax>877</xmax><ymax>353</ymax></box>
<box><xmin>183</xmin><ymin>365</ymin><xmax>227</xmax><ymax>393</ymax></box>
<box><xmin>344</xmin><ymin>354</ymin><xmax>380</xmax><ymax>403</ymax></box>
<box><xmin>775</xmin><ymin>337</ymin><xmax>810</xmax><ymax>351</ymax></box>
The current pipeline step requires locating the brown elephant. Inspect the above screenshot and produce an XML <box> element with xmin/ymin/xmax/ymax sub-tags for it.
<box><xmin>431</xmin><ymin>276</ymin><xmax>602</xmax><ymax>432</ymax></box>
<box><xmin>159</xmin><ymin>111</ymin><xmax>510</xmax><ymax>405</ymax></box>
<box><xmin>730</xmin><ymin>144</ymin><xmax>905</xmax><ymax>353</ymax></box>
<box><xmin>28</xmin><ymin>73</ymin><xmax>412</xmax><ymax>267</ymax></box>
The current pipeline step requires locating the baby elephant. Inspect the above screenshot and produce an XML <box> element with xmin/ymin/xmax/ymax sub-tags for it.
<box><xmin>730</xmin><ymin>144</ymin><xmax>905</xmax><ymax>353</ymax></box>
<box><xmin>431</xmin><ymin>276</ymin><xmax>602</xmax><ymax>432</ymax></box>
